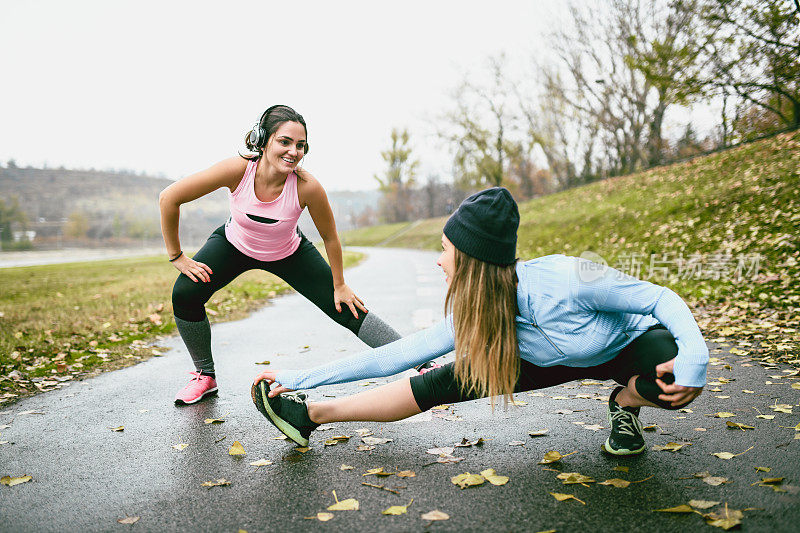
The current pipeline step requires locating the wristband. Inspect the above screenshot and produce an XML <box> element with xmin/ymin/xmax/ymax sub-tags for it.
<box><xmin>168</xmin><ymin>251</ymin><xmax>184</xmax><ymax>262</ymax></box>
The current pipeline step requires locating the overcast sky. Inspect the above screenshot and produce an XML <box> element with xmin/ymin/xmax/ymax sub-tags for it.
<box><xmin>0</xmin><ymin>0</ymin><xmax>576</xmax><ymax>190</ymax></box>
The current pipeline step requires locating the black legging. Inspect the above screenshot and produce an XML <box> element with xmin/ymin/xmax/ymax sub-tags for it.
<box><xmin>172</xmin><ymin>225</ymin><xmax>365</xmax><ymax>334</ymax></box>
<box><xmin>410</xmin><ymin>325</ymin><xmax>687</xmax><ymax>411</ymax></box>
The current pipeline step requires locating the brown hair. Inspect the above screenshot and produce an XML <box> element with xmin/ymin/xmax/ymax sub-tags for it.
<box><xmin>445</xmin><ymin>247</ymin><xmax>519</xmax><ymax>408</ymax></box>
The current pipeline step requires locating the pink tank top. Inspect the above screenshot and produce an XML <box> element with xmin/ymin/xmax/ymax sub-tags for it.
<box><xmin>224</xmin><ymin>159</ymin><xmax>303</xmax><ymax>261</ymax></box>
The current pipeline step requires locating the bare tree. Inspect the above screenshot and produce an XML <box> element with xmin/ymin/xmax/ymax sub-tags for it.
<box><xmin>374</xmin><ymin>128</ymin><xmax>418</xmax><ymax>223</ymax></box>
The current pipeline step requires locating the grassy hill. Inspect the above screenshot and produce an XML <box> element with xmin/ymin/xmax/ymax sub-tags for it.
<box><xmin>344</xmin><ymin>130</ymin><xmax>800</xmax><ymax>366</ymax></box>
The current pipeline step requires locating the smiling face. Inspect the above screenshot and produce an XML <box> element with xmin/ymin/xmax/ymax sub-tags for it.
<box><xmin>264</xmin><ymin>121</ymin><xmax>307</xmax><ymax>173</ymax></box>
<box><xmin>437</xmin><ymin>234</ymin><xmax>456</xmax><ymax>286</ymax></box>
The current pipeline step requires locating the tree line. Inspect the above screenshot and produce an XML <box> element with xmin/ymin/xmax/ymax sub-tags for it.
<box><xmin>375</xmin><ymin>0</ymin><xmax>799</xmax><ymax>223</ymax></box>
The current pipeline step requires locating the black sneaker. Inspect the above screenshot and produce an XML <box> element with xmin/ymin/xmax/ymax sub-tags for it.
<box><xmin>251</xmin><ymin>381</ymin><xmax>318</xmax><ymax>446</ymax></box>
<box><xmin>602</xmin><ymin>386</ymin><xmax>645</xmax><ymax>455</ymax></box>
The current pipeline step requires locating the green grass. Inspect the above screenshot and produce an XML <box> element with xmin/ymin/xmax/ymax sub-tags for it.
<box><xmin>0</xmin><ymin>249</ymin><xmax>363</xmax><ymax>403</ymax></box>
<box><xmin>341</xmin><ymin>221</ymin><xmax>414</xmax><ymax>247</ymax></box>
<box><xmin>344</xmin><ymin>131</ymin><xmax>800</xmax><ymax>365</ymax></box>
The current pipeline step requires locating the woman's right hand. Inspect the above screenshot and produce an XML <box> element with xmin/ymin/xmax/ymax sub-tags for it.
<box><xmin>172</xmin><ymin>254</ymin><xmax>213</xmax><ymax>283</ymax></box>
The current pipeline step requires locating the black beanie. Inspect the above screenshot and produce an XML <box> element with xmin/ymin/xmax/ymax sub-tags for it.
<box><xmin>443</xmin><ymin>187</ymin><xmax>519</xmax><ymax>265</ymax></box>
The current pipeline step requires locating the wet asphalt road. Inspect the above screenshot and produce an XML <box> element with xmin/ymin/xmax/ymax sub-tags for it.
<box><xmin>1</xmin><ymin>248</ymin><xmax>799</xmax><ymax>533</ymax></box>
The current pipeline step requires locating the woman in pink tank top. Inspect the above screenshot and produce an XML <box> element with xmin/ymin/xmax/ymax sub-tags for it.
<box><xmin>159</xmin><ymin>105</ymin><xmax>408</xmax><ymax>405</ymax></box>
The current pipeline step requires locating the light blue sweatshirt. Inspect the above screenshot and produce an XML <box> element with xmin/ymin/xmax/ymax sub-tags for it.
<box><xmin>276</xmin><ymin>255</ymin><xmax>709</xmax><ymax>390</ymax></box>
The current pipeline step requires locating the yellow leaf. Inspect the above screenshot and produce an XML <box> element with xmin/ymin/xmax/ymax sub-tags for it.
<box><xmin>791</xmin><ymin>383</ymin><xmax>800</xmax><ymax>390</ymax></box>
<box><xmin>712</xmin><ymin>452</ymin><xmax>736</xmax><ymax>460</ymax></box>
<box><xmin>363</xmin><ymin>467</ymin><xmax>393</xmax><ymax>477</ymax></box>
<box><xmin>599</xmin><ymin>478</ymin><xmax>630</xmax><ymax>488</ymax></box>
<box><xmin>726</xmin><ymin>421</ymin><xmax>755</xmax><ymax>430</ymax></box>
<box><xmin>539</xmin><ymin>450</ymin><xmax>577</xmax><ymax>464</ymax></box>
<box><xmin>549</xmin><ymin>492</ymin><xmax>585</xmax><ymax>505</ymax></box>
<box><xmin>249</xmin><ymin>459</ymin><xmax>273</xmax><ymax>467</ymax></box>
<box><xmin>713</xmin><ymin>412</ymin><xmax>736</xmax><ymax>418</ymax></box>
<box><xmin>255</xmin><ymin>360</ymin><xmax>271</xmax><ymax>365</ymax></box>
<box><xmin>306</xmin><ymin>512</ymin><xmax>333</xmax><ymax>522</ymax></box>
<box><xmin>324</xmin><ymin>435</ymin><xmax>351</xmax><ymax>446</ymax></box>
<box><xmin>754</xmin><ymin>466</ymin><xmax>771</xmax><ymax>472</ymax></box>
<box><xmin>340</xmin><ymin>464</ymin><xmax>354</xmax><ymax>471</ymax></box>
<box><xmin>510</xmin><ymin>400</ymin><xmax>528</xmax><ymax>406</ymax></box>
<box><xmin>770</xmin><ymin>403</ymin><xmax>793</xmax><ymax>414</ymax></box>
<box><xmin>201</xmin><ymin>478</ymin><xmax>230</xmax><ymax>488</ymax></box>
<box><xmin>451</xmin><ymin>472</ymin><xmax>485</xmax><ymax>489</ymax></box>
<box><xmin>382</xmin><ymin>499</ymin><xmax>413</xmax><ymax>515</ymax></box>
<box><xmin>612</xmin><ymin>466</ymin><xmax>629</xmax><ymax>473</ymax></box>
<box><xmin>420</xmin><ymin>510</ymin><xmax>449</xmax><ymax>521</ymax></box>
<box><xmin>110</xmin><ymin>426</ymin><xmax>125</xmax><ymax>432</ymax></box>
<box><xmin>756</xmin><ymin>414</ymin><xmax>775</xmax><ymax>420</ymax></box>
<box><xmin>480</xmin><ymin>468</ymin><xmax>510</xmax><ymax>486</ymax></box>
<box><xmin>655</xmin><ymin>505</ymin><xmax>695</xmax><ymax>513</ymax></box>
<box><xmin>228</xmin><ymin>441</ymin><xmax>246</xmax><ymax>456</ymax></box>
<box><xmin>1</xmin><ymin>475</ymin><xmax>32</xmax><ymax>486</ymax></box>
<box><xmin>397</xmin><ymin>470</ymin><xmax>416</xmax><ymax>478</ymax></box>
<box><xmin>172</xmin><ymin>443</ymin><xmax>189</xmax><ymax>451</ymax></box>
<box><xmin>295</xmin><ymin>447</ymin><xmax>310</xmax><ymax>453</ymax></box>
<box><xmin>652</xmin><ymin>442</ymin><xmax>692</xmax><ymax>452</ymax></box>
<box><xmin>556</xmin><ymin>472</ymin><xmax>595</xmax><ymax>485</ymax></box>
<box><xmin>528</xmin><ymin>429</ymin><xmax>549</xmax><ymax>437</ymax></box>
<box><xmin>705</xmin><ymin>507</ymin><xmax>743</xmax><ymax>530</ymax></box>
<box><xmin>117</xmin><ymin>516</ymin><xmax>140</xmax><ymax>525</ymax></box>
<box><xmin>327</xmin><ymin>498</ymin><xmax>359</xmax><ymax>511</ymax></box>
<box><xmin>689</xmin><ymin>500</ymin><xmax>720</xmax><ymax>510</ymax></box>
<box><xmin>204</xmin><ymin>417</ymin><xmax>226</xmax><ymax>424</ymax></box>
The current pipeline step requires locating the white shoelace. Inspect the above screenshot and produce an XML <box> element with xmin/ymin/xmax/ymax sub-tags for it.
<box><xmin>609</xmin><ymin>408</ymin><xmax>643</xmax><ymax>437</ymax></box>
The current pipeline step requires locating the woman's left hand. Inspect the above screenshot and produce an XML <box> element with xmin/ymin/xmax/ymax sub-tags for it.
<box><xmin>253</xmin><ymin>370</ymin><xmax>294</xmax><ymax>398</ymax></box>
<box><xmin>334</xmin><ymin>283</ymin><xmax>367</xmax><ymax>319</ymax></box>
<box><xmin>654</xmin><ymin>358</ymin><xmax>703</xmax><ymax>407</ymax></box>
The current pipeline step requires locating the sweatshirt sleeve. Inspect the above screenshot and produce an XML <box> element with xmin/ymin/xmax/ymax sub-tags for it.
<box><xmin>274</xmin><ymin>317</ymin><xmax>456</xmax><ymax>390</ymax></box>
<box><xmin>572</xmin><ymin>263</ymin><xmax>709</xmax><ymax>387</ymax></box>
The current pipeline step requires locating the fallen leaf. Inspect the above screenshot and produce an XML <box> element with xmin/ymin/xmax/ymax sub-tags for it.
<box><xmin>249</xmin><ymin>459</ymin><xmax>273</xmax><ymax>467</ymax></box>
<box><xmin>110</xmin><ymin>426</ymin><xmax>124</xmax><ymax>432</ymax></box>
<box><xmin>508</xmin><ymin>440</ymin><xmax>526</xmax><ymax>446</ymax></box>
<box><xmin>770</xmin><ymin>403</ymin><xmax>793</xmax><ymax>414</ymax></box>
<box><xmin>654</xmin><ymin>504</ymin><xmax>696</xmax><ymax>513</ymax></box>
<box><xmin>356</xmin><ymin>445</ymin><xmax>375</xmax><ymax>451</ymax></box>
<box><xmin>713</xmin><ymin>412</ymin><xmax>736</xmax><ymax>418</ymax></box>
<box><xmin>480</xmin><ymin>468</ymin><xmax>509</xmax><ymax>486</ymax></box>
<box><xmin>550</xmin><ymin>492</ymin><xmax>585</xmax><ymax>505</ymax></box>
<box><xmin>703</xmin><ymin>476</ymin><xmax>730</xmax><ymax>486</ymax></box>
<box><xmin>201</xmin><ymin>478</ymin><xmax>230</xmax><ymax>488</ymax></box>
<box><xmin>361</xmin><ymin>436</ymin><xmax>392</xmax><ymax>445</ymax></box>
<box><xmin>327</xmin><ymin>491</ymin><xmax>359</xmax><ymax>511</ymax></box>
<box><xmin>510</xmin><ymin>400</ymin><xmax>528</xmax><ymax>406</ymax></box>
<box><xmin>539</xmin><ymin>450</ymin><xmax>577</xmax><ymax>464</ymax></box>
<box><xmin>324</xmin><ymin>435</ymin><xmax>351</xmax><ymax>446</ymax></box>
<box><xmin>397</xmin><ymin>470</ymin><xmax>416</xmax><ymax>478</ymax></box>
<box><xmin>705</xmin><ymin>506</ymin><xmax>743</xmax><ymax>530</ymax></box>
<box><xmin>451</xmin><ymin>472</ymin><xmax>485</xmax><ymax>489</ymax></box>
<box><xmin>557</xmin><ymin>472</ymin><xmax>595</xmax><ymax>485</ymax></box>
<box><xmin>427</xmin><ymin>447</ymin><xmax>456</xmax><ymax>456</ymax></box>
<box><xmin>528</xmin><ymin>429</ymin><xmax>549</xmax><ymax>437</ymax></box>
<box><xmin>599</xmin><ymin>478</ymin><xmax>630</xmax><ymax>488</ymax></box>
<box><xmin>726</xmin><ymin>421</ymin><xmax>755</xmax><ymax>430</ymax></box>
<box><xmin>1</xmin><ymin>475</ymin><xmax>32</xmax><ymax>486</ymax></box>
<box><xmin>382</xmin><ymin>499</ymin><xmax>413</xmax><ymax>515</ymax></box>
<box><xmin>754</xmin><ymin>466</ymin><xmax>771</xmax><ymax>472</ymax></box>
<box><xmin>305</xmin><ymin>512</ymin><xmax>333</xmax><ymax>521</ymax></box>
<box><xmin>712</xmin><ymin>446</ymin><xmax>753</xmax><ymax>460</ymax></box>
<box><xmin>294</xmin><ymin>447</ymin><xmax>310</xmax><ymax>453</ymax></box>
<box><xmin>756</xmin><ymin>414</ymin><xmax>775</xmax><ymax>420</ymax></box>
<box><xmin>117</xmin><ymin>516</ymin><xmax>140</xmax><ymax>525</ymax></box>
<box><xmin>340</xmin><ymin>464</ymin><xmax>354</xmax><ymax>471</ymax></box>
<box><xmin>204</xmin><ymin>417</ymin><xmax>226</xmax><ymax>424</ymax></box>
<box><xmin>255</xmin><ymin>360</ymin><xmax>271</xmax><ymax>365</ymax></box>
<box><xmin>437</xmin><ymin>455</ymin><xmax>464</xmax><ymax>464</ymax></box>
<box><xmin>613</xmin><ymin>466</ymin><xmax>629</xmax><ymax>473</ymax></box>
<box><xmin>454</xmin><ymin>437</ymin><xmax>485</xmax><ymax>447</ymax></box>
<box><xmin>172</xmin><ymin>443</ymin><xmax>189</xmax><ymax>451</ymax></box>
<box><xmin>689</xmin><ymin>500</ymin><xmax>720</xmax><ymax>510</ymax></box>
<box><xmin>271</xmin><ymin>435</ymin><xmax>288</xmax><ymax>440</ymax></box>
<box><xmin>652</xmin><ymin>442</ymin><xmax>692</xmax><ymax>452</ymax></box>
<box><xmin>363</xmin><ymin>468</ymin><xmax>393</xmax><ymax>477</ymax></box>
<box><xmin>420</xmin><ymin>510</ymin><xmax>449</xmax><ymax>521</ymax></box>
<box><xmin>228</xmin><ymin>441</ymin><xmax>246</xmax><ymax>456</ymax></box>
<box><xmin>430</xmin><ymin>405</ymin><xmax>451</xmax><ymax>410</ymax></box>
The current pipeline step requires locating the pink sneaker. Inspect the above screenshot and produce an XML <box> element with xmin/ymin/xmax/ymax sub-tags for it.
<box><xmin>174</xmin><ymin>371</ymin><xmax>218</xmax><ymax>405</ymax></box>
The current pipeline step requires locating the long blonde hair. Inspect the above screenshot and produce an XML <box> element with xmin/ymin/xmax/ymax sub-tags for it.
<box><xmin>446</xmin><ymin>248</ymin><xmax>519</xmax><ymax>408</ymax></box>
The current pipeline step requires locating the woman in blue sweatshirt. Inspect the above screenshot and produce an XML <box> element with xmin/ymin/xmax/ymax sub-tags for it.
<box><xmin>251</xmin><ymin>187</ymin><xmax>708</xmax><ymax>455</ymax></box>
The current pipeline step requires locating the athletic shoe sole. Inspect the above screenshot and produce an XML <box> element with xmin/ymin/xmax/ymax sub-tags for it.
<box><xmin>174</xmin><ymin>387</ymin><xmax>218</xmax><ymax>406</ymax></box>
<box><xmin>601</xmin><ymin>438</ymin><xmax>646</xmax><ymax>456</ymax></box>
<box><xmin>250</xmin><ymin>382</ymin><xmax>309</xmax><ymax>447</ymax></box>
